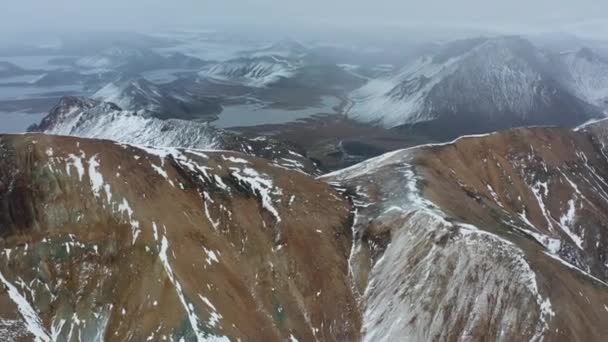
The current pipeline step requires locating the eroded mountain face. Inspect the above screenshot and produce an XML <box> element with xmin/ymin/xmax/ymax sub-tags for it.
<box><xmin>323</xmin><ymin>121</ymin><xmax>608</xmax><ymax>341</ymax></box>
<box><xmin>0</xmin><ymin>134</ymin><xmax>358</xmax><ymax>341</ymax></box>
<box><xmin>4</xmin><ymin>120</ymin><xmax>608</xmax><ymax>341</ymax></box>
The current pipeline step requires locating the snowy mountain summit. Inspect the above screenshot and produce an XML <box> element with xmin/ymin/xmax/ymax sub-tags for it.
<box><xmin>349</xmin><ymin>36</ymin><xmax>602</xmax><ymax>139</ymax></box>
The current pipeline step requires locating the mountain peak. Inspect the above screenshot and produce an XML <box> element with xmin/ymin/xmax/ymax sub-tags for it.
<box><xmin>28</xmin><ymin>96</ymin><xmax>121</xmax><ymax>133</ymax></box>
<box><xmin>349</xmin><ymin>34</ymin><xmax>600</xmax><ymax>136</ymax></box>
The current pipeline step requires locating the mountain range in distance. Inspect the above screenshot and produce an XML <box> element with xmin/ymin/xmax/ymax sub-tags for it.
<box><xmin>3</xmin><ymin>29</ymin><xmax>608</xmax><ymax>341</ymax></box>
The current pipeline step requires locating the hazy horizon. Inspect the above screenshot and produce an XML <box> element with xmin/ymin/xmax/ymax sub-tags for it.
<box><xmin>2</xmin><ymin>0</ymin><xmax>608</xmax><ymax>40</ymax></box>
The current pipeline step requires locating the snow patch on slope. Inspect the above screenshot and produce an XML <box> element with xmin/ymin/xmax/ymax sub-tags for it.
<box><xmin>0</xmin><ymin>270</ymin><xmax>50</xmax><ymax>342</ymax></box>
<box><xmin>158</xmin><ymin>231</ymin><xmax>229</xmax><ymax>342</ymax></box>
<box><xmin>230</xmin><ymin>167</ymin><xmax>283</xmax><ymax>223</ymax></box>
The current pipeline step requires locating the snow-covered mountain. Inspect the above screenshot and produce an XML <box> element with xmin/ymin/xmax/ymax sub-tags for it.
<box><xmin>29</xmin><ymin>96</ymin><xmax>319</xmax><ymax>174</ymax></box>
<box><xmin>349</xmin><ymin>36</ymin><xmax>602</xmax><ymax>138</ymax></box>
<box><xmin>554</xmin><ymin>48</ymin><xmax>608</xmax><ymax>112</ymax></box>
<box><xmin>199</xmin><ymin>39</ymin><xmax>308</xmax><ymax>88</ymax></box>
<box><xmin>93</xmin><ymin>77</ymin><xmax>221</xmax><ymax>120</ymax></box>
<box><xmin>201</xmin><ymin>55</ymin><xmax>301</xmax><ymax>88</ymax></box>
<box><xmin>29</xmin><ymin>96</ymin><xmax>218</xmax><ymax>149</ymax></box>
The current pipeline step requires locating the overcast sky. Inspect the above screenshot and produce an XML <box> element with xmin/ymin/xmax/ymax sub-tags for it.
<box><xmin>2</xmin><ymin>0</ymin><xmax>608</xmax><ymax>37</ymax></box>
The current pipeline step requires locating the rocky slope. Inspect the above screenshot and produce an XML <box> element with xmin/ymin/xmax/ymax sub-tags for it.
<box><xmin>323</xmin><ymin>120</ymin><xmax>608</xmax><ymax>341</ymax></box>
<box><xmin>349</xmin><ymin>36</ymin><xmax>602</xmax><ymax>139</ymax></box>
<box><xmin>0</xmin><ymin>134</ymin><xmax>358</xmax><ymax>341</ymax></box>
<box><xmin>6</xmin><ymin>120</ymin><xmax>608</xmax><ymax>340</ymax></box>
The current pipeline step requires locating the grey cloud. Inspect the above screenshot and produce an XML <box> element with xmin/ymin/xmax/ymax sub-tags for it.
<box><xmin>1</xmin><ymin>0</ymin><xmax>608</xmax><ymax>37</ymax></box>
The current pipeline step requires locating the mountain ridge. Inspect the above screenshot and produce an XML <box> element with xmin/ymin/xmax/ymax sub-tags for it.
<box><xmin>3</xmin><ymin>120</ymin><xmax>608</xmax><ymax>340</ymax></box>
<box><xmin>322</xmin><ymin>120</ymin><xmax>608</xmax><ymax>341</ymax></box>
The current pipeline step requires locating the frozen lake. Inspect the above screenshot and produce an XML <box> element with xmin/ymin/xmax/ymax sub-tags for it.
<box><xmin>213</xmin><ymin>96</ymin><xmax>341</xmax><ymax>128</ymax></box>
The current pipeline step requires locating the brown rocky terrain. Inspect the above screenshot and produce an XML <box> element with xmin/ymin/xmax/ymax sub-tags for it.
<box><xmin>323</xmin><ymin>119</ymin><xmax>608</xmax><ymax>341</ymax></box>
<box><xmin>0</xmin><ymin>134</ymin><xmax>358</xmax><ymax>341</ymax></box>
<box><xmin>4</xmin><ymin>119</ymin><xmax>608</xmax><ymax>341</ymax></box>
